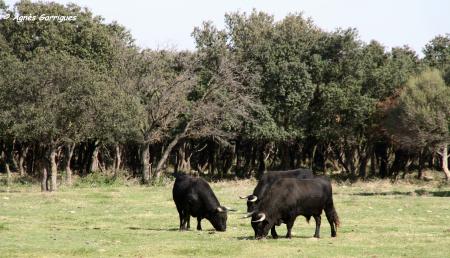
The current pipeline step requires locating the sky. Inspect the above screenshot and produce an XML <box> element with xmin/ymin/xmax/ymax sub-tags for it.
<box><xmin>4</xmin><ymin>0</ymin><xmax>450</xmax><ymax>56</ymax></box>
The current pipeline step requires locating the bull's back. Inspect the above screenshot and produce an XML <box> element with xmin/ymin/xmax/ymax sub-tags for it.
<box><xmin>254</xmin><ymin>168</ymin><xmax>313</xmax><ymax>196</ymax></box>
<box><xmin>173</xmin><ymin>174</ymin><xmax>201</xmax><ymax>203</ymax></box>
<box><xmin>263</xmin><ymin>179</ymin><xmax>327</xmax><ymax>211</ymax></box>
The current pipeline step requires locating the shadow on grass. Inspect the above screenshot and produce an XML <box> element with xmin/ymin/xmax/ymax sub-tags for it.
<box><xmin>352</xmin><ymin>189</ymin><xmax>450</xmax><ymax>197</ymax></box>
<box><xmin>236</xmin><ymin>235</ymin><xmax>312</xmax><ymax>240</ymax></box>
<box><xmin>126</xmin><ymin>227</ymin><xmax>219</xmax><ymax>232</ymax></box>
<box><xmin>127</xmin><ymin>226</ymin><xmax>179</xmax><ymax>231</ymax></box>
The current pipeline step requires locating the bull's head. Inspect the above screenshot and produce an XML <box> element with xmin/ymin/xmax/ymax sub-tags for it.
<box><xmin>251</xmin><ymin>212</ymin><xmax>271</xmax><ymax>239</ymax></box>
<box><xmin>239</xmin><ymin>195</ymin><xmax>258</xmax><ymax>213</ymax></box>
<box><xmin>207</xmin><ymin>206</ymin><xmax>236</xmax><ymax>232</ymax></box>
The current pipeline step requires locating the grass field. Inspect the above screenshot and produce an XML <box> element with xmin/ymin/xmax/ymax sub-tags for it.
<box><xmin>1</xmin><ymin>177</ymin><xmax>450</xmax><ymax>257</ymax></box>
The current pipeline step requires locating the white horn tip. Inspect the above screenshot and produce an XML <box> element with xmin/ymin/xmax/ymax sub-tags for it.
<box><xmin>248</xmin><ymin>196</ymin><xmax>258</xmax><ymax>202</ymax></box>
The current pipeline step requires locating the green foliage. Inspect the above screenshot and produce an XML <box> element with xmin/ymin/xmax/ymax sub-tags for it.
<box><xmin>223</xmin><ymin>11</ymin><xmax>322</xmax><ymax>141</ymax></box>
<box><xmin>3</xmin><ymin>51</ymin><xmax>103</xmax><ymax>143</ymax></box>
<box><xmin>131</xmin><ymin>50</ymin><xmax>194</xmax><ymax>143</ymax></box>
<box><xmin>1</xmin><ymin>3</ymin><xmax>443</xmax><ymax>179</ymax></box>
<box><xmin>73</xmin><ymin>171</ymin><xmax>131</xmax><ymax>188</ymax></box>
<box><xmin>0</xmin><ymin>1</ymin><xmax>141</xmax><ymax>146</ymax></box>
<box><xmin>384</xmin><ymin>69</ymin><xmax>450</xmax><ymax>150</ymax></box>
<box><xmin>0</xmin><ymin>0</ymin><xmax>127</xmax><ymax>68</ymax></box>
<box><xmin>423</xmin><ymin>34</ymin><xmax>450</xmax><ymax>85</ymax></box>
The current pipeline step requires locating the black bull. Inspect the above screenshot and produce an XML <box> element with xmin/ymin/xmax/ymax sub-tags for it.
<box><xmin>172</xmin><ymin>173</ymin><xmax>235</xmax><ymax>232</ymax></box>
<box><xmin>250</xmin><ymin>177</ymin><xmax>340</xmax><ymax>239</ymax></box>
<box><xmin>240</xmin><ymin>168</ymin><xmax>314</xmax><ymax>237</ymax></box>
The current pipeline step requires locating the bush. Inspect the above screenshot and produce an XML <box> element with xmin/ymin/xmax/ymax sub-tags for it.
<box><xmin>73</xmin><ymin>170</ymin><xmax>134</xmax><ymax>188</ymax></box>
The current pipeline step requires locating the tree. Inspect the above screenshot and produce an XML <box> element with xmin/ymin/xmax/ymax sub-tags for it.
<box><xmin>2</xmin><ymin>51</ymin><xmax>111</xmax><ymax>190</ymax></box>
<box><xmin>130</xmin><ymin>50</ymin><xmax>194</xmax><ymax>183</ymax></box>
<box><xmin>149</xmin><ymin>22</ymin><xmax>255</xmax><ymax>178</ymax></box>
<box><xmin>423</xmin><ymin>34</ymin><xmax>450</xmax><ymax>84</ymax></box>
<box><xmin>384</xmin><ymin>70</ymin><xmax>450</xmax><ymax>180</ymax></box>
<box><xmin>0</xmin><ymin>34</ymin><xmax>21</xmax><ymax>184</ymax></box>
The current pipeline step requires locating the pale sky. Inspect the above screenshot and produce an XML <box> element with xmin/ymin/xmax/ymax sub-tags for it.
<box><xmin>4</xmin><ymin>0</ymin><xmax>450</xmax><ymax>56</ymax></box>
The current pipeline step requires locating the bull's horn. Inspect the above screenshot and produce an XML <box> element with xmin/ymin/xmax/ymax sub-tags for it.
<box><xmin>252</xmin><ymin>213</ymin><xmax>266</xmax><ymax>223</ymax></box>
<box><xmin>239</xmin><ymin>195</ymin><xmax>251</xmax><ymax>199</ymax></box>
<box><xmin>217</xmin><ymin>206</ymin><xmax>225</xmax><ymax>212</ymax></box>
<box><xmin>224</xmin><ymin>206</ymin><xmax>237</xmax><ymax>212</ymax></box>
<box><xmin>241</xmin><ymin>211</ymin><xmax>254</xmax><ymax>218</ymax></box>
<box><xmin>248</xmin><ymin>195</ymin><xmax>258</xmax><ymax>202</ymax></box>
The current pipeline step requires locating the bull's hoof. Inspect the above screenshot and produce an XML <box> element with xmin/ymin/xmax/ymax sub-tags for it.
<box><xmin>271</xmin><ymin>234</ymin><xmax>278</xmax><ymax>239</ymax></box>
<box><xmin>285</xmin><ymin>234</ymin><xmax>292</xmax><ymax>239</ymax></box>
<box><xmin>313</xmin><ymin>234</ymin><xmax>320</xmax><ymax>238</ymax></box>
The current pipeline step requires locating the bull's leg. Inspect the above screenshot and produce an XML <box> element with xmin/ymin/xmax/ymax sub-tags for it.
<box><xmin>285</xmin><ymin>219</ymin><xmax>295</xmax><ymax>239</ymax></box>
<box><xmin>181</xmin><ymin>212</ymin><xmax>190</xmax><ymax>230</ymax></box>
<box><xmin>196</xmin><ymin>217</ymin><xmax>202</xmax><ymax>230</ymax></box>
<box><xmin>325</xmin><ymin>209</ymin><xmax>337</xmax><ymax>237</ymax></box>
<box><xmin>175</xmin><ymin>203</ymin><xmax>184</xmax><ymax>230</ymax></box>
<box><xmin>186</xmin><ymin>215</ymin><xmax>191</xmax><ymax>229</ymax></box>
<box><xmin>313</xmin><ymin>215</ymin><xmax>321</xmax><ymax>238</ymax></box>
<box><xmin>178</xmin><ymin>211</ymin><xmax>184</xmax><ymax>230</ymax></box>
<box><xmin>270</xmin><ymin>226</ymin><xmax>278</xmax><ymax>239</ymax></box>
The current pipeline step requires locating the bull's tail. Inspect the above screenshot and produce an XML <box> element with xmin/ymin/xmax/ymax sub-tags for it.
<box><xmin>326</xmin><ymin>198</ymin><xmax>340</xmax><ymax>228</ymax></box>
<box><xmin>330</xmin><ymin>206</ymin><xmax>340</xmax><ymax>228</ymax></box>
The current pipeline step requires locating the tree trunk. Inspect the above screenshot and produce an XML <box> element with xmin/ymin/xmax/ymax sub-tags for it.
<box><xmin>358</xmin><ymin>155</ymin><xmax>368</xmax><ymax>179</ymax></box>
<box><xmin>155</xmin><ymin>134</ymin><xmax>184</xmax><ymax>178</ymax></box>
<box><xmin>438</xmin><ymin>144</ymin><xmax>450</xmax><ymax>181</ymax></box>
<box><xmin>114</xmin><ymin>144</ymin><xmax>122</xmax><ymax>174</ymax></box>
<box><xmin>141</xmin><ymin>142</ymin><xmax>151</xmax><ymax>184</ymax></box>
<box><xmin>222</xmin><ymin>145</ymin><xmax>234</xmax><ymax>177</ymax></box>
<box><xmin>392</xmin><ymin>149</ymin><xmax>410</xmax><ymax>179</ymax></box>
<box><xmin>154</xmin><ymin>122</ymin><xmax>190</xmax><ymax>178</ymax></box>
<box><xmin>2</xmin><ymin>142</ymin><xmax>14</xmax><ymax>185</ymax></box>
<box><xmin>77</xmin><ymin>142</ymin><xmax>87</xmax><ymax>175</ymax></box>
<box><xmin>345</xmin><ymin>147</ymin><xmax>356</xmax><ymax>176</ymax></box>
<box><xmin>208</xmin><ymin>139</ymin><xmax>216</xmax><ymax>176</ymax></box>
<box><xmin>248</xmin><ymin>145</ymin><xmax>258</xmax><ymax>178</ymax></box>
<box><xmin>39</xmin><ymin>160</ymin><xmax>49</xmax><ymax>192</ymax></box>
<box><xmin>375</xmin><ymin>142</ymin><xmax>389</xmax><ymax>178</ymax></box>
<box><xmin>257</xmin><ymin>142</ymin><xmax>266</xmax><ymax>180</ymax></box>
<box><xmin>235</xmin><ymin>140</ymin><xmax>243</xmax><ymax>178</ymax></box>
<box><xmin>18</xmin><ymin>146</ymin><xmax>28</xmax><ymax>176</ymax></box>
<box><xmin>309</xmin><ymin>144</ymin><xmax>317</xmax><ymax>171</ymax></box>
<box><xmin>49</xmin><ymin>146</ymin><xmax>58</xmax><ymax>191</ymax></box>
<box><xmin>178</xmin><ymin>142</ymin><xmax>191</xmax><ymax>173</ymax></box>
<box><xmin>369</xmin><ymin>150</ymin><xmax>376</xmax><ymax>177</ymax></box>
<box><xmin>280</xmin><ymin>143</ymin><xmax>290</xmax><ymax>170</ymax></box>
<box><xmin>65</xmin><ymin>143</ymin><xmax>75</xmax><ymax>186</ymax></box>
<box><xmin>5</xmin><ymin>162</ymin><xmax>11</xmax><ymax>186</ymax></box>
<box><xmin>90</xmin><ymin>142</ymin><xmax>100</xmax><ymax>172</ymax></box>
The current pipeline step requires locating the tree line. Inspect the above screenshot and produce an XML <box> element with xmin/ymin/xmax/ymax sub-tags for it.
<box><xmin>0</xmin><ymin>1</ymin><xmax>449</xmax><ymax>191</ymax></box>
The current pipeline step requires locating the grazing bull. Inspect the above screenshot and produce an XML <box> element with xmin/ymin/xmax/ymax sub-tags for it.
<box><xmin>239</xmin><ymin>168</ymin><xmax>314</xmax><ymax>238</ymax></box>
<box><xmin>172</xmin><ymin>173</ymin><xmax>233</xmax><ymax>232</ymax></box>
<box><xmin>249</xmin><ymin>177</ymin><xmax>340</xmax><ymax>239</ymax></box>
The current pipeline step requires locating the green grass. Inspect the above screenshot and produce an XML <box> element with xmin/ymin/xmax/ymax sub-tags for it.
<box><xmin>0</xmin><ymin>179</ymin><xmax>450</xmax><ymax>257</ymax></box>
